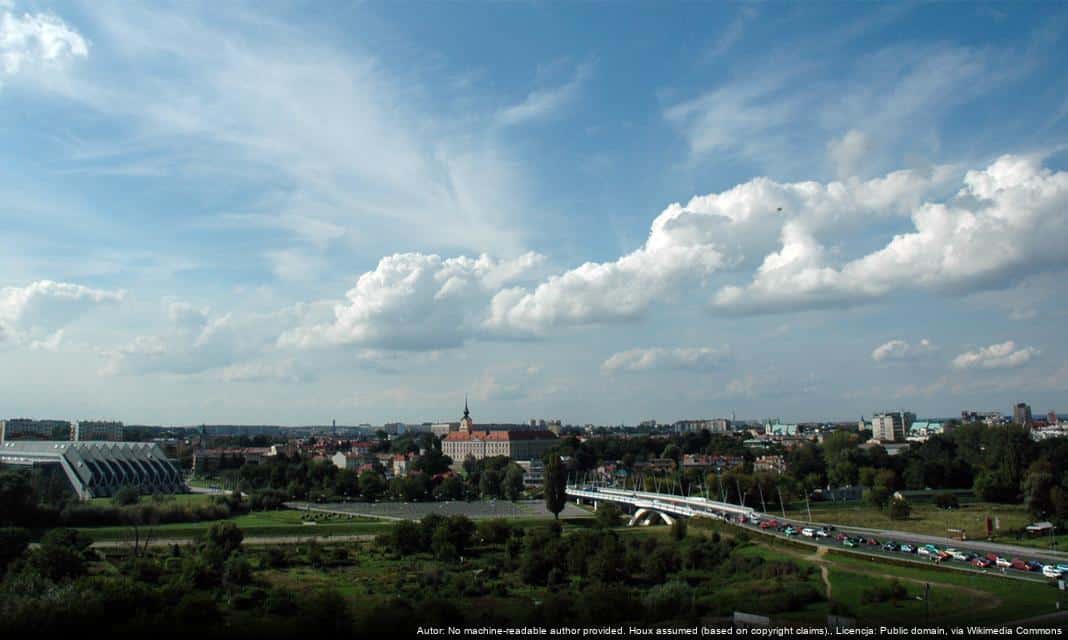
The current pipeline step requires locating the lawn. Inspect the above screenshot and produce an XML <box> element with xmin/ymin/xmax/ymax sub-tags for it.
<box><xmin>783</xmin><ymin>500</ymin><xmax>1034</xmax><ymax>541</ymax></box>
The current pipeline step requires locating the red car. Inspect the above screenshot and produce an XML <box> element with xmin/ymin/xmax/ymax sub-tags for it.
<box><xmin>835</xmin><ymin>532</ymin><xmax>848</xmax><ymax>542</ymax></box>
<box><xmin>865</xmin><ymin>537</ymin><xmax>880</xmax><ymax>546</ymax></box>
<box><xmin>1010</xmin><ymin>559</ymin><xmax>1033</xmax><ymax>571</ymax></box>
<box><xmin>972</xmin><ymin>557</ymin><xmax>993</xmax><ymax>568</ymax></box>
<box><xmin>760</xmin><ymin>519</ymin><xmax>779</xmax><ymax>530</ymax></box>
<box><xmin>985</xmin><ymin>552</ymin><xmax>998</xmax><ymax>562</ymax></box>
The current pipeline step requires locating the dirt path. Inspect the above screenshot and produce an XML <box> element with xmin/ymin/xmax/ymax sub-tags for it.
<box><xmin>819</xmin><ymin>565</ymin><xmax>832</xmax><ymax>599</ymax></box>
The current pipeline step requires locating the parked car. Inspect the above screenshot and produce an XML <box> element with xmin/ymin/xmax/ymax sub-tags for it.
<box><xmin>900</xmin><ymin>544</ymin><xmax>916</xmax><ymax>553</ymax></box>
<box><xmin>995</xmin><ymin>557</ymin><xmax>1011</xmax><ymax>568</ymax></box>
<box><xmin>882</xmin><ymin>541</ymin><xmax>899</xmax><ymax>552</ymax></box>
<box><xmin>973</xmin><ymin>557</ymin><xmax>993</xmax><ymax>568</ymax></box>
<box><xmin>1026</xmin><ymin>560</ymin><xmax>1044</xmax><ymax>572</ymax></box>
<box><xmin>835</xmin><ymin>532</ymin><xmax>849</xmax><ymax>542</ymax></box>
<box><xmin>936</xmin><ymin>551</ymin><xmax>953</xmax><ymax>562</ymax></box>
<box><xmin>865</xmin><ymin>537</ymin><xmax>880</xmax><ymax>546</ymax></box>
<box><xmin>759</xmin><ymin>519</ymin><xmax>777</xmax><ymax>530</ymax></box>
<box><xmin>918</xmin><ymin>546</ymin><xmax>933</xmax><ymax>557</ymax></box>
<box><xmin>801</xmin><ymin>527</ymin><xmax>816</xmax><ymax>537</ymax></box>
<box><xmin>1010</xmin><ymin>559</ymin><xmax>1033</xmax><ymax>571</ymax></box>
<box><xmin>784</xmin><ymin>526</ymin><xmax>797</xmax><ymax>536</ymax></box>
<box><xmin>1057</xmin><ymin>563</ymin><xmax>1068</xmax><ymax>573</ymax></box>
<box><xmin>1042</xmin><ymin>565</ymin><xmax>1063</xmax><ymax>579</ymax></box>
<box><xmin>843</xmin><ymin>538</ymin><xmax>859</xmax><ymax>548</ymax></box>
<box><xmin>815</xmin><ymin>528</ymin><xmax>829</xmax><ymax>538</ymax></box>
<box><xmin>948</xmin><ymin>549</ymin><xmax>971</xmax><ymax>561</ymax></box>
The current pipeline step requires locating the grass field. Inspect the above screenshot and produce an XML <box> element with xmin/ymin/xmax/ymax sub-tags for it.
<box><xmin>88</xmin><ymin>493</ymin><xmax>216</xmax><ymax>507</ymax></box>
<box><xmin>77</xmin><ymin>509</ymin><xmax>393</xmax><ymax>541</ymax></box>
<box><xmin>783</xmin><ymin>500</ymin><xmax>1035</xmax><ymax>541</ymax></box>
<box><xmin>731</xmin><ymin>538</ymin><xmax>1063</xmax><ymax>625</ymax></box>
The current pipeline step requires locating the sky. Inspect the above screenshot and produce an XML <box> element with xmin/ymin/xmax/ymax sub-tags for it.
<box><xmin>2</xmin><ymin>1</ymin><xmax>1068</xmax><ymax>426</ymax></box>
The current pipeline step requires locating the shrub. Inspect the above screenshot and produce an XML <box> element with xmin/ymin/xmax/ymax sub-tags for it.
<box><xmin>934</xmin><ymin>492</ymin><xmax>959</xmax><ymax>510</ymax></box>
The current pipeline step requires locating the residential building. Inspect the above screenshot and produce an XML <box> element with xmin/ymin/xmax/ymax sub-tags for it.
<box><xmin>192</xmin><ymin>447</ymin><xmax>269</xmax><ymax>473</ymax></box>
<box><xmin>1013</xmin><ymin>402</ymin><xmax>1033</xmax><ymax>427</ymax></box>
<box><xmin>0</xmin><ymin>418</ymin><xmax>71</xmax><ymax>442</ymax></box>
<box><xmin>907</xmin><ymin>421</ymin><xmax>948</xmax><ymax>442</ymax></box>
<box><xmin>872</xmin><ymin>411</ymin><xmax>915</xmax><ymax>443</ymax></box>
<box><xmin>961</xmin><ymin>410</ymin><xmax>1003</xmax><ymax>426</ymax></box>
<box><xmin>73</xmin><ymin>420</ymin><xmax>124</xmax><ymax>441</ymax></box>
<box><xmin>753</xmin><ymin>455</ymin><xmax>786</xmax><ymax>475</ymax></box>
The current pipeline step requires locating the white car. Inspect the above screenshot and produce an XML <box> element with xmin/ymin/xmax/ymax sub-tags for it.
<box><xmin>815</xmin><ymin>528</ymin><xmax>829</xmax><ymax>538</ymax></box>
<box><xmin>948</xmin><ymin>549</ymin><xmax>969</xmax><ymax>561</ymax></box>
<box><xmin>801</xmin><ymin>527</ymin><xmax>816</xmax><ymax>537</ymax></box>
<box><xmin>1042</xmin><ymin>565</ymin><xmax>1063</xmax><ymax>579</ymax></box>
<box><xmin>995</xmin><ymin>557</ymin><xmax>1011</xmax><ymax>568</ymax></box>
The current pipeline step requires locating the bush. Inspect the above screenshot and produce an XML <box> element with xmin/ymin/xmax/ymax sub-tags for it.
<box><xmin>112</xmin><ymin>486</ymin><xmax>141</xmax><ymax>507</ymax></box>
<box><xmin>888</xmin><ymin>497</ymin><xmax>911</xmax><ymax>520</ymax></box>
<box><xmin>934</xmin><ymin>492</ymin><xmax>959</xmax><ymax>510</ymax></box>
<box><xmin>861</xmin><ymin>579</ymin><xmax>908</xmax><ymax>604</ymax></box>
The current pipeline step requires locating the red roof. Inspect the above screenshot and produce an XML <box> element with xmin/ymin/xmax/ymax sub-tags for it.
<box><xmin>443</xmin><ymin>430</ymin><xmax>557</xmax><ymax>442</ymax></box>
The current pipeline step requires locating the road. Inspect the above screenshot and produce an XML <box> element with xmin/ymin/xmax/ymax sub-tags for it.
<box><xmin>734</xmin><ymin>516</ymin><xmax>1063</xmax><ymax>584</ymax></box>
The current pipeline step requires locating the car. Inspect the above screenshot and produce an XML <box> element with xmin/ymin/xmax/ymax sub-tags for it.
<box><xmin>995</xmin><ymin>557</ymin><xmax>1011</xmax><ymax>568</ymax></box>
<box><xmin>815</xmin><ymin>528</ymin><xmax>829</xmax><ymax>538</ymax></box>
<box><xmin>900</xmin><ymin>544</ymin><xmax>916</xmax><ymax>553</ymax></box>
<box><xmin>835</xmin><ymin>532</ymin><xmax>849</xmax><ymax>542</ymax></box>
<box><xmin>843</xmin><ymin>538</ymin><xmax>858</xmax><ymax>548</ymax></box>
<box><xmin>936</xmin><ymin>551</ymin><xmax>953</xmax><ymax>562</ymax></box>
<box><xmin>865</xmin><ymin>537</ymin><xmax>880</xmax><ymax>546</ymax></box>
<box><xmin>918</xmin><ymin>546</ymin><xmax>933</xmax><ymax>557</ymax></box>
<box><xmin>948</xmin><ymin>549</ymin><xmax>971</xmax><ymax>561</ymax></box>
<box><xmin>759</xmin><ymin>519</ymin><xmax>777</xmax><ymax>530</ymax></box>
<box><xmin>1042</xmin><ymin>565</ymin><xmax>1063</xmax><ymax>579</ymax></box>
<box><xmin>1011</xmin><ymin>559</ymin><xmax>1033</xmax><ymax>571</ymax></box>
<box><xmin>882</xmin><ymin>541</ymin><xmax>899</xmax><ymax>552</ymax></box>
<box><xmin>1026</xmin><ymin>560</ymin><xmax>1044</xmax><ymax>572</ymax></box>
<box><xmin>801</xmin><ymin>527</ymin><xmax>816</xmax><ymax>537</ymax></box>
<box><xmin>784</xmin><ymin>527</ymin><xmax>797</xmax><ymax>536</ymax></box>
<box><xmin>973</xmin><ymin>557</ymin><xmax>993</xmax><ymax>568</ymax></box>
<box><xmin>1057</xmin><ymin>563</ymin><xmax>1068</xmax><ymax>573</ymax></box>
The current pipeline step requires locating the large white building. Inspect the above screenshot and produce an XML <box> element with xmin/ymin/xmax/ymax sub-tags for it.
<box><xmin>0</xmin><ymin>418</ymin><xmax>71</xmax><ymax>442</ymax></box>
<box><xmin>0</xmin><ymin>440</ymin><xmax>184</xmax><ymax>499</ymax></box>
<box><xmin>441</xmin><ymin>401</ymin><xmax>558</xmax><ymax>463</ymax></box>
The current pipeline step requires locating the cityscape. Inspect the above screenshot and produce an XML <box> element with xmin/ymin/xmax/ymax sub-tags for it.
<box><xmin>2</xmin><ymin>1</ymin><xmax>1068</xmax><ymax>638</ymax></box>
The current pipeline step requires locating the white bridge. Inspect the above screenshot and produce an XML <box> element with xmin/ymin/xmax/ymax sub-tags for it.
<box><xmin>566</xmin><ymin>484</ymin><xmax>756</xmax><ymax>526</ymax></box>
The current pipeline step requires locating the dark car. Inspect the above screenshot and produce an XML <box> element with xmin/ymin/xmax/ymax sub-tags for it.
<box><xmin>882</xmin><ymin>541</ymin><xmax>899</xmax><ymax>552</ymax></box>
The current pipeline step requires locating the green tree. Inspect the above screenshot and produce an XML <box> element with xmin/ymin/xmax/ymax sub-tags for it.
<box><xmin>359</xmin><ymin>470</ymin><xmax>385</xmax><ymax>502</ymax></box>
<box><xmin>503</xmin><ymin>464</ymin><xmax>525</xmax><ymax>502</ymax></box>
<box><xmin>544</xmin><ymin>455</ymin><xmax>567</xmax><ymax>520</ymax></box>
<box><xmin>0</xmin><ymin>527</ymin><xmax>30</xmax><ymax>570</ymax></box>
<box><xmin>867</xmin><ymin>486</ymin><xmax>891</xmax><ymax>509</ymax></box>
<box><xmin>204</xmin><ymin>521</ymin><xmax>244</xmax><ymax>561</ymax></box>
<box><xmin>934</xmin><ymin>492</ymin><xmax>959</xmax><ymax>510</ymax></box>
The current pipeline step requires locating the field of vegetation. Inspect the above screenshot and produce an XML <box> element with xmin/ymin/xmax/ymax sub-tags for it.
<box><xmin>783</xmin><ymin>499</ymin><xmax>1037</xmax><ymax>540</ymax></box>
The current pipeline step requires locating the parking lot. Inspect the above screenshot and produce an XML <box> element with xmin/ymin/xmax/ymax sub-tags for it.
<box><xmin>288</xmin><ymin>499</ymin><xmax>592</xmax><ymax>521</ymax></box>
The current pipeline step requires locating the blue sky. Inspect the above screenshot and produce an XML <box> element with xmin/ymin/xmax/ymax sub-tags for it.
<box><xmin>2</xmin><ymin>0</ymin><xmax>1067</xmax><ymax>425</ymax></box>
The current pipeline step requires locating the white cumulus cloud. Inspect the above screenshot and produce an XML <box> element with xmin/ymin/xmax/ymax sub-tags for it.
<box><xmin>712</xmin><ymin>155</ymin><xmax>1068</xmax><ymax>314</ymax></box>
<box><xmin>871</xmin><ymin>338</ymin><xmax>936</xmax><ymax>362</ymax></box>
<box><xmin>0</xmin><ymin>280</ymin><xmax>124</xmax><ymax>344</ymax></box>
<box><xmin>951</xmin><ymin>341</ymin><xmax>1038</xmax><ymax>370</ymax></box>
<box><xmin>280</xmin><ymin>252</ymin><xmax>546</xmax><ymax>350</ymax></box>
<box><xmin>601</xmin><ymin>346</ymin><xmax>730</xmax><ymax>375</ymax></box>
<box><xmin>1</xmin><ymin>5</ymin><xmax>88</xmax><ymax>77</ymax></box>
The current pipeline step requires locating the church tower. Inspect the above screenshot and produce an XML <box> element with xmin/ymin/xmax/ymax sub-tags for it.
<box><xmin>459</xmin><ymin>395</ymin><xmax>475</xmax><ymax>433</ymax></box>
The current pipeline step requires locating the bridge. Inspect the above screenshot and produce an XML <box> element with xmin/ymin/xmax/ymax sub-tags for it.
<box><xmin>566</xmin><ymin>484</ymin><xmax>756</xmax><ymax>526</ymax></box>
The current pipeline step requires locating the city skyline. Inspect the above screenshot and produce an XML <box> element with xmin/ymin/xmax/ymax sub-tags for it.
<box><xmin>2</xmin><ymin>2</ymin><xmax>1068</xmax><ymax>424</ymax></box>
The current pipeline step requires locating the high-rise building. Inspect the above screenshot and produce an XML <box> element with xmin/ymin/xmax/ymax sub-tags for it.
<box><xmin>872</xmin><ymin>411</ymin><xmax>915</xmax><ymax>443</ymax></box>
<box><xmin>1013</xmin><ymin>403</ymin><xmax>1033</xmax><ymax>427</ymax></box>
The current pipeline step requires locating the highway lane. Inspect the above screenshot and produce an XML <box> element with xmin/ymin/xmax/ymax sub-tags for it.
<box><xmin>733</xmin><ymin>516</ymin><xmax>1062</xmax><ymax>584</ymax></box>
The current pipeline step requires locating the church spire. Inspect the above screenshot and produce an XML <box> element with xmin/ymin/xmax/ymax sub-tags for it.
<box><xmin>464</xmin><ymin>394</ymin><xmax>470</xmax><ymax>418</ymax></box>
